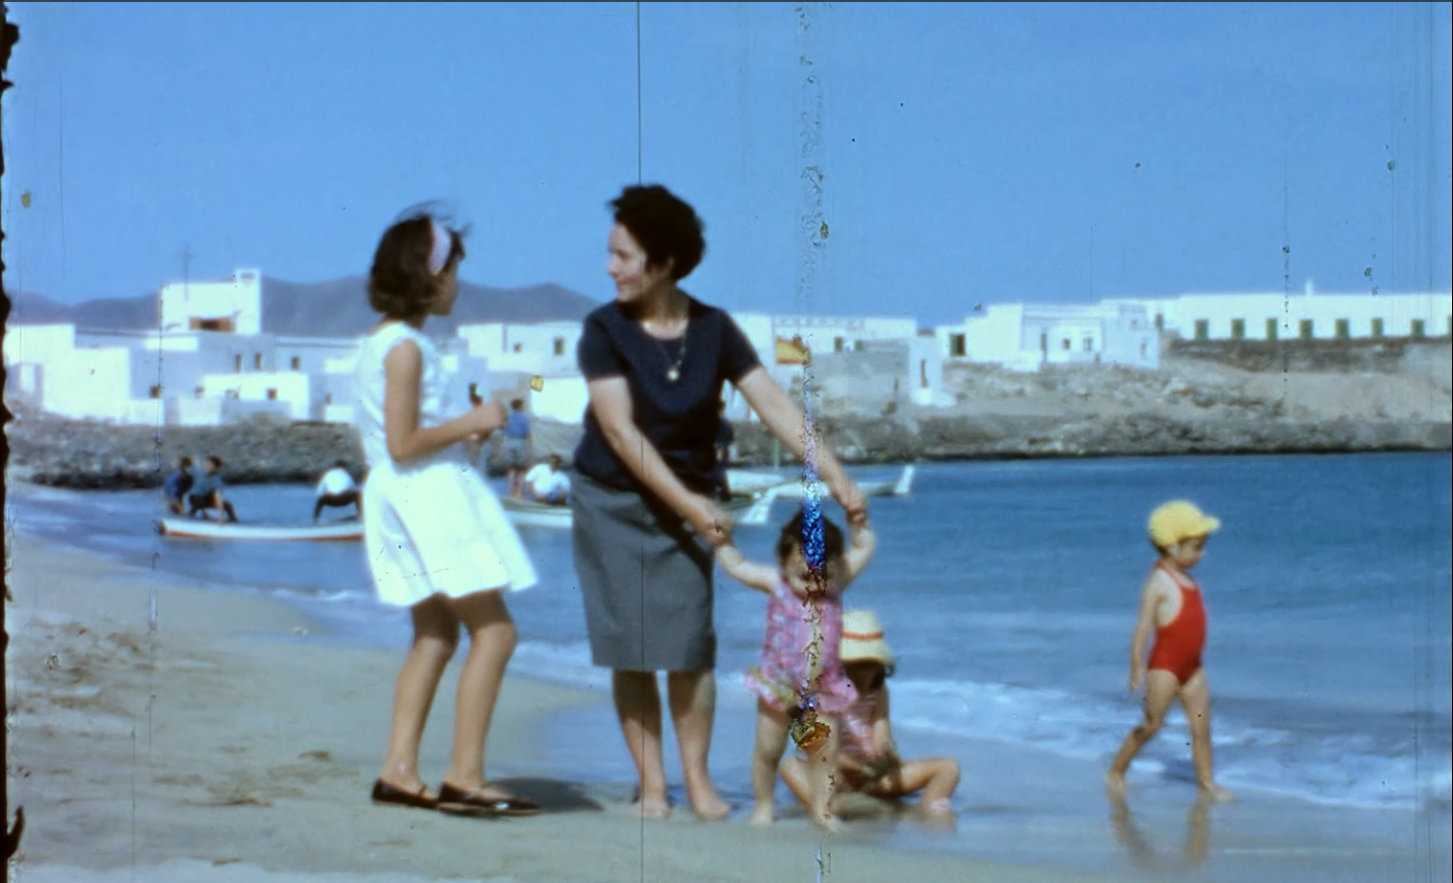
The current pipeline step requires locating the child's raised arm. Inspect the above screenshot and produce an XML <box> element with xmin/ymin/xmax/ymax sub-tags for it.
<box><xmin>840</xmin><ymin>521</ymin><xmax>878</xmax><ymax>587</ymax></box>
<box><xmin>715</xmin><ymin>544</ymin><xmax>778</xmax><ymax>594</ymax></box>
<box><xmin>1127</xmin><ymin>572</ymin><xmax>1165</xmax><ymax>693</ymax></box>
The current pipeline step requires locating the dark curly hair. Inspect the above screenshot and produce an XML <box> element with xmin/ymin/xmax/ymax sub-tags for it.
<box><xmin>609</xmin><ymin>184</ymin><xmax>706</xmax><ymax>281</ymax></box>
<box><xmin>775</xmin><ymin>507</ymin><xmax>846</xmax><ymax>568</ymax></box>
<box><xmin>367</xmin><ymin>210</ymin><xmax>467</xmax><ymax>319</ymax></box>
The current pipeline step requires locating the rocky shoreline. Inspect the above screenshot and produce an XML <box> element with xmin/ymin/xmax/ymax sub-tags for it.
<box><xmin>4</xmin><ymin>406</ymin><xmax>1448</xmax><ymax>491</ymax></box>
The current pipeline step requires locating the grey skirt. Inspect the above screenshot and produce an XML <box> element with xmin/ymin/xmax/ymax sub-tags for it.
<box><xmin>571</xmin><ymin>472</ymin><xmax>716</xmax><ymax>673</ymax></box>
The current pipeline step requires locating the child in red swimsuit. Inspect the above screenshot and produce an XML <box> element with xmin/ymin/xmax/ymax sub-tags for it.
<box><xmin>1106</xmin><ymin>500</ymin><xmax>1233</xmax><ymax>802</ymax></box>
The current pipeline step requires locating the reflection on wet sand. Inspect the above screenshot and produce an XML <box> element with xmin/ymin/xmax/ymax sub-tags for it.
<box><xmin>1106</xmin><ymin>787</ymin><xmax>1212</xmax><ymax>871</ymax></box>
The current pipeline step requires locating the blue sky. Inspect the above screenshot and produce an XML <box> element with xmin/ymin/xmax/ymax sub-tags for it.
<box><xmin>3</xmin><ymin>1</ymin><xmax>1450</xmax><ymax>326</ymax></box>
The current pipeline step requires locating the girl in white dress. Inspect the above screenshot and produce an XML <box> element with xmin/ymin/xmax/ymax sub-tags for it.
<box><xmin>357</xmin><ymin>209</ymin><xmax>541</xmax><ymax>817</ymax></box>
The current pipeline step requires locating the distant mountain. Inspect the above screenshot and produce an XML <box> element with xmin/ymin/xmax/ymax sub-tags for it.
<box><xmin>6</xmin><ymin>275</ymin><xmax>605</xmax><ymax>337</ymax></box>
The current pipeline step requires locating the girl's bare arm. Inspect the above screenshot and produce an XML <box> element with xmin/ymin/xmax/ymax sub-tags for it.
<box><xmin>1127</xmin><ymin>574</ymin><xmax>1165</xmax><ymax>686</ymax></box>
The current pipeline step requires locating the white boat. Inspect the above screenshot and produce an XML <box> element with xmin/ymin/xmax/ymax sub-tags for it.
<box><xmin>500</xmin><ymin>486</ymin><xmax>781</xmax><ymax>531</ymax></box>
<box><xmin>726</xmin><ymin>464</ymin><xmax>915</xmax><ymax>501</ymax></box>
<box><xmin>157</xmin><ymin>517</ymin><xmax>363</xmax><ymax>542</ymax></box>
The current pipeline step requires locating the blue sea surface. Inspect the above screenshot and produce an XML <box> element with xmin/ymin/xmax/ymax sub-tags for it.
<box><xmin>8</xmin><ymin>453</ymin><xmax>1451</xmax><ymax>878</ymax></box>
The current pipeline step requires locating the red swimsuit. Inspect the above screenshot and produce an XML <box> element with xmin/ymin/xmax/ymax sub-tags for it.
<box><xmin>1146</xmin><ymin>564</ymin><xmax>1206</xmax><ymax>685</ymax></box>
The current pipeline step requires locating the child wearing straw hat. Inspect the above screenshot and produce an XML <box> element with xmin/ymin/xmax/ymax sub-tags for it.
<box><xmin>781</xmin><ymin>609</ymin><xmax>961</xmax><ymax>819</ymax></box>
<box><xmin>1106</xmin><ymin>500</ymin><xmax>1232</xmax><ymax>802</ymax></box>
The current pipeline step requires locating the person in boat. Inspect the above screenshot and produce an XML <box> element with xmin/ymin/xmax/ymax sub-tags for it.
<box><xmin>569</xmin><ymin>183</ymin><xmax>869</xmax><ymax>822</ymax></box>
<box><xmin>713</xmin><ymin>399</ymin><xmax>734</xmax><ymax>502</ymax></box>
<box><xmin>187</xmin><ymin>456</ymin><xmax>238</xmax><ymax>524</ymax></box>
<box><xmin>522</xmin><ymin>453</ymin><xmax>571</xmax><ymax>506</ymax></box>
<box><xmin>162</xmin><ymin>456</ymin><xmax>195</xmax><ymax>515</ymax></box>
<box><xmin>314</xmin><ymin>460</ymin><xmax>363</xmax><ymax>522</ymax></box>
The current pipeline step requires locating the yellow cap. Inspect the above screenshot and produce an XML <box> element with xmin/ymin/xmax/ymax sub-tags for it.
<box><xmin>1148</xmin><ymin>500</ymin><xmax>1222</xmax><ymax>549</ymax></box>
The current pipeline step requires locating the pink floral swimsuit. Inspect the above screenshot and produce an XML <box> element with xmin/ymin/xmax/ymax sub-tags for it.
<box><xmin>744</xmin><ymin>578</ymin><xmax>857</xmax><ymax>717</ymax></box>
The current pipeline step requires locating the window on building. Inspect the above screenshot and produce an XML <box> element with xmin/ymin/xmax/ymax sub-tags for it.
<box><xmin>194</xmin><ymin>386</ymin><xmax>205</xmax><ymax>399</ymax></box>
<box><xmin>1371</xmin><ymin>318</ymin><xmax>1385</xmax><ymax>338</ymax></box>
<box><xmin>1061</xmin><ymin>338</ymin><xmax>1071</xmax><ymax>351</ymax></box>
<box><xmin>290</xmin><ymin>356</ymin><xmax>301</xmax><ymax>370</ymax></box>
<box><xmin>325</xmin><ymin>393</ymin><xmax>333</xmax><ymax>405</ymax></box>
<box><xmin>1299</xmin><ymin>319</ymin><xmax>1314</xmax><ymax>339</ymax></box>
<box><xmin>1193</xmin><ymin>319</ymin><xmax>1209</xmax><ymax>340</ymax></box>
<box><xmin>1040</xmin><ymin>332</ymin><xmax>1048</xmax><ymax>355</ymax></box>
<box><xmin>512</xmin><ymin>343</ymin><xmax>523</xmax><ymax>353</ymax></box>
<box><xmin>1335</xmin><ymin>319</ymin><xmax>1350</xmax><ymax>340</ymax></box>
<box><xmin>468</xmin><ymin>382</ymin><xmax>479</xmax><ymax>403</ymax></box>
<box><xmin>1230</xmin><ymin>319</ymin><xmax>1246</xmax><ymax>340</ymax></box>
<box><xmin>1082</xmin><ymin>337</ymin><xmax>1093</xmax><ymax>352</ymax></box>
<box><xmin>1139</xmin><ymin>341</ymin><xmax>1148</xmax><ymax>358</ymax></box>
<box><xmin>149</xmin><ymin>385</ymin><xmax>163</xmax><ymax>399</ymax></box>
<box><xmin>919</xmin><ymin>359</ymin><xmax>928</xmax><ymax>388</ymax></box>
<box><xmin>266</xmin><ymin>388</ymin><xmax>278</xmax><ymax>401</ymax></box>
<box><xmin>234</xmin><ymin>354</ymin><xmax>243</xmax><ymax>373</ymax></box>
<box><xmin>949</xmin><ymin>334</ymin><xmax>966</xmax><ymax>358</ymax></box>
<box><xmin>1410</xmin><ymin>319</ymin><xmax>1426</xmax><ymax>339</ymax></box>
<box><xmin>834</xmin><ymin>337</ymin><xmax>845</xmax><ymax>353</ymax></box>
<box><xmin>1266</xmin><ymin>318</ymin><xmax>1278</xmax><ymax>340</ymax></box>
<box><xmin>254</xmin><ymin>353</ymin><xmax>263</xmax><ymax>370</ymax></box>
<box><xmin>553</xmin><ymin>337</ymin><xmax>565</xmax><ymax>356</ymax></box>
<box><xmin>190</xmin><ymin>317</ymin><xmax>234</xmax><ymax>332</ymax></box>
<box><xmin>854</xmin><ymin>340</ymin><xmax>865</xmax><ymax>352</ymax></box>
<box><xmin>1155</xmin><ymin>313</ymin><xmax>1164</xmax><ymax>331</ymax></box>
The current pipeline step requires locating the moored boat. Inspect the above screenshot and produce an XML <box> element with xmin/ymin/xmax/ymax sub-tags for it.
<box><xmin>156</xmin><ymin>517</ymin><xmax>364</xmax><ymax>542</ymax></box>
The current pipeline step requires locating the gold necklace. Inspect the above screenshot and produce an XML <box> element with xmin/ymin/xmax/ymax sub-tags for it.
<box><xmin>644</xmin><ymin>317</ymin><xmax>689</xmax><ymax>383</ymax></box>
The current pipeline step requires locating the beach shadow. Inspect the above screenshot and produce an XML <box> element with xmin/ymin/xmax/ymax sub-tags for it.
<box><xmin>489</xmin><ymin>777</ymin><xmax>606</xmax><ymax>815</ymax></box>
<box><xmin>1106</xmin><ymin>787</ymin><xmax>1212</xmax><ymax>872</ymax></box>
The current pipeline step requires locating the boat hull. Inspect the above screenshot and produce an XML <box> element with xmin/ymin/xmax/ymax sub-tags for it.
<box><xmin>725</xmin><ymin>465</ymin><xmax>915</xmax><ymax>501</ymax></box>
<box><xmin>157</xmin><ymin>517</ymin><xmax>363</xmax><ymax>542</ymax></box>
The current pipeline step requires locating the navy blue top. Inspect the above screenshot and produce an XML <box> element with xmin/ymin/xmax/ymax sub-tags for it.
<box><xmin>573</xmin><ymin>295</ymin><xmax>762</xmax><ymax>496</ymax></box>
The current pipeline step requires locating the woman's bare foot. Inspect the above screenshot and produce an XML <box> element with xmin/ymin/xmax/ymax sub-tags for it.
<box><xmin>628</xmin><ymin>793</ymin><xmax>672</xmax><ymax>820</ymax></box>
<box><xmin>689</xmin><ymin>789</ymin><xmax>732</xmax><ymax>821</ymax></box>
<box><xmin>811</xmin><ymin>811</ymin><xmax>842</xmax><ymax>834</ymax></box>
<box><xmin>1200</xmin><ymin>783</ymin><xmax>1234</xmax><ymax>803</ymax></box>
<box><xmin>747</xmin><ymin>805</ymin><xmax>775</xmax><ymax>827</ymax></box>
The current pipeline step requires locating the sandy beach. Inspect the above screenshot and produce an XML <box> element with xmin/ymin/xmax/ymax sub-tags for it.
<box><xmin>2</xmin><ymin>527</ymin><xmax>1156</xmax><ymax>883</ymax></box>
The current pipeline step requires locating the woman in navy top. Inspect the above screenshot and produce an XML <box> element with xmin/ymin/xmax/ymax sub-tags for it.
<box><xmin>570</xmin><ymin>183</ymin><xmax>868</xmax><ymax>822</ymax></box>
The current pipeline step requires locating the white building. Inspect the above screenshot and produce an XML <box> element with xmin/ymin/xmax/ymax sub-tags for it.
<box><xmin>936</xmin><ymin>302</ymin><xmax>1159</xmax><ymax>372</ymax></box>
<box><xmin>455</xmin><ymin>321</ymin><xmax>587</xmax><ymax>424</ymax></box>
<box><xmin>159</xmin><ymin>268</ymin><xmax>263</xmax><ymax>335</ymax></box>
<box><xmin>1105</xmin><ymin>285</ymin><xmax>1453</xmax><ymax>342</ymax></box>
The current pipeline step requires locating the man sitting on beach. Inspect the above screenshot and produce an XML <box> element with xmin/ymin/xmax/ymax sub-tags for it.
<box><xmin>162</xmin><ymin>456</ymin><xmax>194</xmax><ymax>515</ymax></box>
<box><xmin>187</xmin><ymin>456</ymin><xmax>239</xmax><ymax>524</ymax></box>
<box><xmin>522</xmin><ymin>454</ymin><xmax>570</xmax><ymax>506</ymax></box>
<box><xmin>313</xmin><ymin>460</ymin><xmax>362</xmax><ymax>522</ymax></box>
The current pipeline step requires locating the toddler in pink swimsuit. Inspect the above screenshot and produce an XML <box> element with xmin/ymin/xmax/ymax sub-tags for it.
<box><xmin>716</xmin><ymin>509</ymin><xmax>877</xmax><ymax>829</ymax></box>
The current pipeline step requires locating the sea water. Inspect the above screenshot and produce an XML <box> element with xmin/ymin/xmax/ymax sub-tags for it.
<box><xmin>8</xmin><ymin>453</ymin><xmax>1450</xmax><ymax>879</ymax></box>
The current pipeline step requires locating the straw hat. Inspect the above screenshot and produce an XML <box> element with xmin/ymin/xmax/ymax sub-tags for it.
<box><xmin>1148</xmin><ymin>500</ymin><xmax>1222</xmax><ymax>549</ymax></box>
<box><xmin>840</xmin><ymin>609</ymin><xmax>894</xmax><ymax>668</ymax></box>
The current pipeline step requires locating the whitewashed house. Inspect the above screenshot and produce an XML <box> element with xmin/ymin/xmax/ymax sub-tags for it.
<box><xmin>1105</xmin><ymin>285</ymin><xmax>1453</xmax><ymax>342</ymax></box>
<box><xmin>455</xmin><ymin>320</ymin><xmax>588</xmax><ymax>424</ymax></box>
<box><xmin>937</xmin><ymin>302</ymin><xmax>1159</xmax><ymax>372</ymax></box>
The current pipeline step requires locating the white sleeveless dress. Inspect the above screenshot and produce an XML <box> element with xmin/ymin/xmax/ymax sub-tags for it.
<box><xmin>353</xmin><ymin>322</ymin><xmax>539</xmax><ymax>607</ymax></box>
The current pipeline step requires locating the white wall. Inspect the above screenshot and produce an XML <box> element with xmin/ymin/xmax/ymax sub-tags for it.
<box><xmin>1117</xmin><ymin>291</ymin><xmax>1453</xmax><ymax>341</ymax></box>
<box><xmin>457</xmin><ymin>321</ymin><xmax>580</xmax><ymax>375</ymax></box>
<box><xmin>158</xmin><ymin>268</ymin><xmax>264</xmax><ymax>335</ymax></box>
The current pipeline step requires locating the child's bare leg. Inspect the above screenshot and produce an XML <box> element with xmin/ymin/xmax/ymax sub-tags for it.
<box><xmin>749</xmin><ymin>700</ymin><xmax>792</xmax><ymax>826</ymax></box>
<box><xmin>442</xmin><ymin>589</ymin><xmax>519</xmax><ymax>795</ymax></box>
<box><xmin>1180</xmin><ymin>670</ymin><xmax>1232</xmax><ymax>802</ymax></box>
<box><xmin>1106</xmin><ymin>670</ymin><xmax>1179</xmax><ymax>794</ymax></box>
<box><xmin>379</xmin><ymin>598</ymin><xmax>459</xmax><ymax>797</ymax></box>
<box><xmin>866</xmin><ymin>758</ymin><xmax>961</xmax><ymax>816</ymax></box>
<box><xmin>803</xmin><ymin>717</ymin><xmax>842</xmax><ymax>831</ymax></box>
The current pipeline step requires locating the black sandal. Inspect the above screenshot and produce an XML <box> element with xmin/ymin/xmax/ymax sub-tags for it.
<box><xmin>370</xmin><ymin>779</ymin><xmax>439</xmax><ymax>810</ymax></box>
<box><xmin>437</xmin><ymin>782</ymin><xmax>541</xmax><ymax>817</ymax></box>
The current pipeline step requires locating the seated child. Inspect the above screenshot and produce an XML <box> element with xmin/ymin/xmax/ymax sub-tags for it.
<box><xmin>715</xmin><ymin>509</ymin><xmax>876</xmax><ymax>830</ymax></box>
<box><xmin>781</xmin><ymin>609</ymin><xmax>961</xmax><ymax>819</ymax></box>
